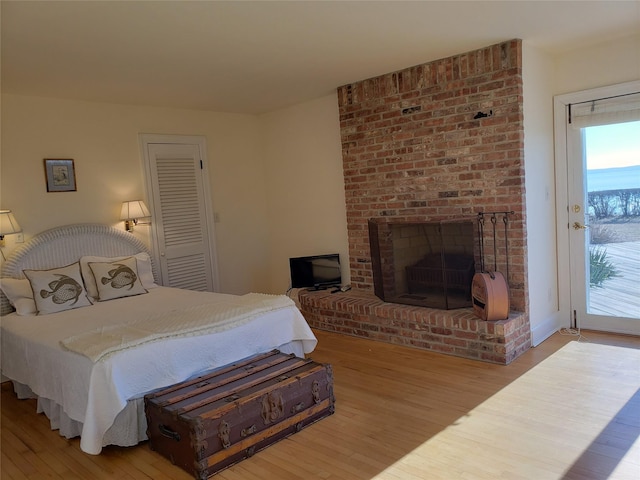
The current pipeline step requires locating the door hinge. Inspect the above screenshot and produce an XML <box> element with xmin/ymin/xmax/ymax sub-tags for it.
<box><xmin>572</xmin><ymin>310</ymin><xmax>577</xmax><ymax>329</ymax></box>
<box><xmin>200</xmin><ymin>160</ymin><xmax>203</xmax><ymax>169</ymax></box>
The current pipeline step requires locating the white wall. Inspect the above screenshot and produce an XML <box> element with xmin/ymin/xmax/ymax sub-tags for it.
<box><xmin>554</xmin><ymin>33</ymin><xmax>640</xmax><ymax>95</ymax></box>
<box><xmin>0</xmin><ymin>94</ymin><xmax>269</xmax><ymax>295</ymax></box>
<box><xmin>522</xmin><ymin>43</ymin><xmax>561</xmax><ymax>346</ymax></box>
<box><xmin>260</xmin><ymin>93</ymin><xmax>349</xmax><ymax>295</ymax></box>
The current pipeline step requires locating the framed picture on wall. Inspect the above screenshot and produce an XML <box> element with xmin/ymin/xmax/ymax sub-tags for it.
<box><xmin>44</xmin><ymin>158</ymin><xmax>77</xmax><ymax>192</ymax></box>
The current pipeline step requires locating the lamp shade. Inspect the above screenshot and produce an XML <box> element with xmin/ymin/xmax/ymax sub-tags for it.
<box><xmin>0</xmin><ymin>210</ymin><xmax>22</xmax><ymax>236</ymax></box>
<box><xmin>120</xmin><ymin>200</ymin><xmax>151</xmax><ymax>220</ymax></box>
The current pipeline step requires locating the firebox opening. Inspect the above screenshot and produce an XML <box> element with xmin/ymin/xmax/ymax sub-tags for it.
<box><xmin>368</xmin><ymin>219</ymin><xmax>476</xmax><ymax>309</ymax></box>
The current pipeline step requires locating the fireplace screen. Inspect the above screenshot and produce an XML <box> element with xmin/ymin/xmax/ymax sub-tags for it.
<box><xmin>368</xmin><ymin>219</ymin><xmax>476</xmax><ymax>309</ymax></box>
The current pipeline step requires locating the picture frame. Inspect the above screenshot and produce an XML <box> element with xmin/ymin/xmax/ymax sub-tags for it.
<box><xmin>44</xmin><ymin>158</ymin><xmax>77</xmax><ymax>192</ymax></box>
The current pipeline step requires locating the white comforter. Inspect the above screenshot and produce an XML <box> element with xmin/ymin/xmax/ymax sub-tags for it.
<box><xmin>0</xmin><ymin>287</ymin><xmax>317</xmax><ymax>454</ymax></box>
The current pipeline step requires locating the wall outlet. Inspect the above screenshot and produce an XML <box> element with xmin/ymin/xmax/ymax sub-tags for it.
<box><xmin>15</xmin><ymin>233</ymin><xmax>24</xmax><ymax>243</ymax></box>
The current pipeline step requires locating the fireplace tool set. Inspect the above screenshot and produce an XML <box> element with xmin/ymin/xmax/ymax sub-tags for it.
<box><xmin>472</xmin><ymin>211</ymin><xmax>513</xmax><ymax>321</ymax></box>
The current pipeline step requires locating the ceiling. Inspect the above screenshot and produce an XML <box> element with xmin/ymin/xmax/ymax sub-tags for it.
<box><xmin>2</xmin><ymin>1</ymin><xmax>638</xmax><ymax>114</ymax></box>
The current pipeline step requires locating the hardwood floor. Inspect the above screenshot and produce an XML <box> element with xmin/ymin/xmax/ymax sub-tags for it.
<box><xmin>2</xmin><ymin>329</ymin><xmax>639</xmax><ymax>479</ymax></box>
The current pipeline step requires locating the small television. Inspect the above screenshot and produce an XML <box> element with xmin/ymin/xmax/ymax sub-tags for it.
<box><xmin>289</xmin><ymin>254</ymin><xmax>341</xmax><ymax>289</ymax></box>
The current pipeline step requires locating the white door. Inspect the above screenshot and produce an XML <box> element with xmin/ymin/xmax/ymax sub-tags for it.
<box><xmin>140</xmin><ymin>135</ymin><xmax>219</xmax><ymax>291</ymax></box>
<box><xmin>557</xmin><ymin>82</ymin><xmax>640</xmax><ymax>335</ymax></box>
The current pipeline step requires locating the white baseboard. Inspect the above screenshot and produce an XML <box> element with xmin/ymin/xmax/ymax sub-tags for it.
<box><xmin>531</xmin><ymin>311</ymin><xmax>565</xmax><ymax>346</ymax></box>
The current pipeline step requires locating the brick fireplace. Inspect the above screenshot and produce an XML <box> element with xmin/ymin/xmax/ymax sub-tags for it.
<box><xmin>299</xmin><ymin>39</ymin><xmax>531</xmax><ymax>364</ymax></box>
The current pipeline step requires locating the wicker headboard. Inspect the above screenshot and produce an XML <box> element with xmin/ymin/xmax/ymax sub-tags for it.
<box><xmin>1</xmin><ymin>223</ymin><xmax>158</xmax><ymax>315</ymax></box>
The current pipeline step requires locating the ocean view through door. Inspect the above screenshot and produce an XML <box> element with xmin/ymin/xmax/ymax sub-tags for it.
<box><xmin>568</xmin><ymin>112</ymin><xmax>640</xmax><ymax>335</ymax></box>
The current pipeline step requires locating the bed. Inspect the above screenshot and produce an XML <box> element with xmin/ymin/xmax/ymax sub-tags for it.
<box><xmin>0</xmin><ymin>224</ymin><xmax>317</xmax><ymax>455</ymax></box>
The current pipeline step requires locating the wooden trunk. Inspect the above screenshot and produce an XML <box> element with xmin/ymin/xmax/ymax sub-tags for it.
<box><xmin>144</xmin><ymin>350</ymin><xmax>335</xmax><ymax>479</ymax></box>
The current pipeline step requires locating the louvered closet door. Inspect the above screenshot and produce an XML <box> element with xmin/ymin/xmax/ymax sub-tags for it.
<box><xmin>147</xmin><ymin>143</ymin><xmax>215</xmax><ymax>291</ymax></box>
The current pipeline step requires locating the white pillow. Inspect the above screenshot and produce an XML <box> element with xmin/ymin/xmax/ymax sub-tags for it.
<box><xmin>24</xmin><ymin>262</ymin><xmax>93</xmax><ymax>315</ymax></box>
<box><xmin>80</xmin><ymin>252</ymin><xmax>156</xmax><ymax>300</ymax></box>
<box><xmin>0</xmin><ymin>277</ymin><xmax>37</xmax><ymax>316</ymax></box>
<box><xmin>88</xmin><ymin>256</ymin><xmax>148</xmax><ymax>301</ymax></box>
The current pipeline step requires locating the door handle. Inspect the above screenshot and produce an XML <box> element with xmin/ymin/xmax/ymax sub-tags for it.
<box><xmin>573</xmin><ymin>222</ymin><xmax>589</xmax><ymax>230</ymax></box>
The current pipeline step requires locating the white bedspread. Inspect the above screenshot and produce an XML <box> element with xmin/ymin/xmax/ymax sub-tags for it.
<box><xmin>61</xmin><ymin>293</ymin><xmax>297</xmax><ymax>362</ymax></box>
<box><xmin>0</xmin><ymin>287</ymin><xmax>317</xmax><ymax>455</ymax></box>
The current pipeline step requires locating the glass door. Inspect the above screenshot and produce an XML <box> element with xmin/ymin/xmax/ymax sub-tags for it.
<box><xmin>568</xmin><ymin>119</ymin><xmax>640</xmax><ymax>334</ymax></box>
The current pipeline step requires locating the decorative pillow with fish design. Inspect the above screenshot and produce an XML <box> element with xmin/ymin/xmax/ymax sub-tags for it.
<box><xmin>80</xmin><ymin>252</ymin><xmax>157</xmax><ymax>300</ymax></box>
<box><xmin>24</xmin><ymin>262</ymin><xmax>93</xmax><ymax>315</ymax></box>
<box><xmin>88</xmin><ymin>256</ymin><xmax>148</xmax><ymax>301</ymax></box>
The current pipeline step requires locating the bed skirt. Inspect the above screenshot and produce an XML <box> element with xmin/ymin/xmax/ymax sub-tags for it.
<box><xmin>10</xmin><ymin>340</ymin><xmax>307</xmax><ymax>450</ymax></box>
<box><xmin>14</xmin><ymin>382</ymin><xmax>148</xmax><ymax>447</ymax></box>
